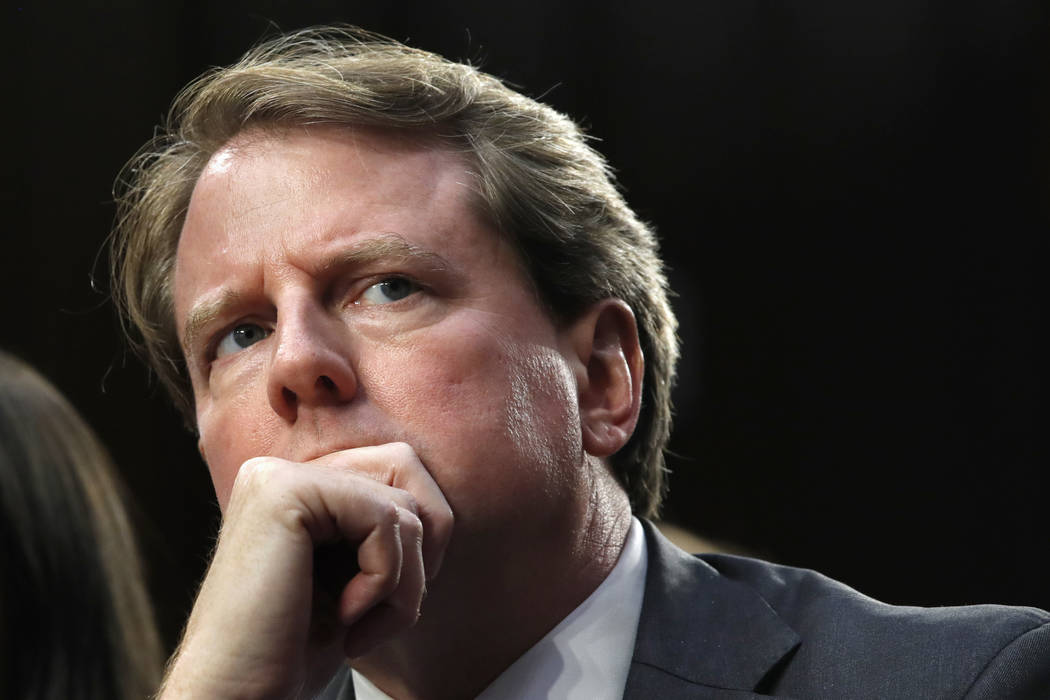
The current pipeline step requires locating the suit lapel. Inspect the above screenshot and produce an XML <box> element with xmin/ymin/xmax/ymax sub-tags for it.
<box><xmin>624</xmin><ymin>521</ymin><xmax>800</xmax><ymax>699</ymax></box>
<box><xmin>325</xmin><ymin>521</ymin><xmax>800</xmax><ymax>699</ymax></box>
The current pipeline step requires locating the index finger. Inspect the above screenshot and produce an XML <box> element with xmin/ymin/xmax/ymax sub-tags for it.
<box><xmin>308</xmin><ymin>442</ymin><xmax>453</xmax><ymax>579</ymax></box>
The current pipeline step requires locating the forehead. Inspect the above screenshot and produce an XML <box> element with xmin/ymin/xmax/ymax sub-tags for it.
<box><xmin>173</xmin><ymin>126</ymin><xmax>515</xmax><ymax>327</ymax></box>
<box><xmin>184</xmin><ymin>126</ymin><xmax>475</xmax><ymax>245</ymax></box>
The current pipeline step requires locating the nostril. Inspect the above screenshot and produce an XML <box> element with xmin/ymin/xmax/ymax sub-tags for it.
<box><xmin>282</xmin><ymin>387</ymin><xmax>297</xmax><ymax>407</ymax></box>
<box><xmin>318</xmin><ymin>375</ymin><xmax>336</xmax><ymax>392</ymax></box>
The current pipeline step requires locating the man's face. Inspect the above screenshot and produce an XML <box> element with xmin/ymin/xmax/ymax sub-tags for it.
<box><xmin>173</xmin><ymin>127</ymin><xmax>589</xmax><ymax>546</ymax></box>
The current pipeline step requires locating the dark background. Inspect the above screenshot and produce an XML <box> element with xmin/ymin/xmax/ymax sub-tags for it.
<box><xmin>8</xmin><ymin>2</ymin><xmax>1047</xmax><ymax>651</ymax></box>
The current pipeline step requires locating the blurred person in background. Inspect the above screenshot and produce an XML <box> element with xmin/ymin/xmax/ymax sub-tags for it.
<box><xmin>0</xmin><ymin>350</ymin><xmax>163</xmax><ymax>699</ymax></box>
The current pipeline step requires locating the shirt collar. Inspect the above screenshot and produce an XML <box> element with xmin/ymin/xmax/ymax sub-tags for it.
<box><xmin>353</xmin><ymin>516</ymin><xmax>648</xmax><ymax>699</ymax></box>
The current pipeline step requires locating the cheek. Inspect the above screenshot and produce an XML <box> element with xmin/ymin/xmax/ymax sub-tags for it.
<box><xmin>360</xmin><ymin>333</ymin><xmax>497</xmax><ymax>438</ymax></box>
<box><xmin>199</xmin><ymin>424</ymin><xmax>239</xmax><ymax>510</ymax></box>
<box><xmin>196</xmin><ymin>382</ymin><xmax>279</xmax><ymax>510</ymax></box>
<box><xmin>504</xmin><ymin>347</ymin><xmax>582</xmax><ymax>477</ymax></box>
<box><xmin>363</xmin><ymin>324</ymin><xmax>583</xmax><ymax>506</ymax></box>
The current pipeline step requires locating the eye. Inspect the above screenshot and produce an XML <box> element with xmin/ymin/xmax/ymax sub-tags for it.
<box><xmin>356</xmin><ymin>277</ymin><xmax>422</xmax><ymax>306</ymax></box>
<box><xmin>215</xmin><ymin>323</ymin><xmax>271</xmax><ymax>359</ymax></box>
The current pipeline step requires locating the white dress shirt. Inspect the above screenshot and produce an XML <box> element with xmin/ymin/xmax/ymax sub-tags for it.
<box><xmin>353</xmin><ymin>517</ymin><xmax>649</xmax><ymax>699</ymax></box>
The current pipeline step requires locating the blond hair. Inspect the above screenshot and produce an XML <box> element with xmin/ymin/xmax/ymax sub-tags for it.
<box><xmin>111</xmin><ymin>26</ymin><xmax>678</xmax><ymax>516</ymax></box>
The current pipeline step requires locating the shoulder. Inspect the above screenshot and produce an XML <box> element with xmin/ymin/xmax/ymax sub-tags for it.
<box><xmin>699</xmin><ymin>551</ymin><xmax>1049</xmax><ymax>641</ymax></box>
<box><xmin>698</xmin><ymin>551</ymin><xmax>1050</xmax><ymax>698</ymax></box>
<box><xmin>635</xmin><ymin>521</ymin><xmax>1050</xmax><ymax>698</ymax></box>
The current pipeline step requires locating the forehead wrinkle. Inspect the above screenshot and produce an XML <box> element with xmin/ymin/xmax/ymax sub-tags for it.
<box><xmin>180</xmin><ymin>234</ymin><xmax>452</xmax><ymax>354</ymax></box>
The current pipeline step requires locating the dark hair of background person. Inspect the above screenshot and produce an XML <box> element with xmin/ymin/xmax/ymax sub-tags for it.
<box><xmin>0</xmin><ymin>351</ymin><xmax>163</xmax><ymax>699</ymax></box>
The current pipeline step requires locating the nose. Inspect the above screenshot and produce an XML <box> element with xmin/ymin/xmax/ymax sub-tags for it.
<box><xmin>266</xmin><ymin>302</ymin><xmax>357</xmax><ymax>423</ymax></box>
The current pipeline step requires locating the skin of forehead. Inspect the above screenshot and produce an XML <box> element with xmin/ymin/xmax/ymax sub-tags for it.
<box><xmin>179</xmin><ymin>234</ymin><xmax>454</xmax><ymax>358</ymax></box>
<box><xmin>174</xmin><ymin>124</ymin><xmax>536</xmax><ymax>364</ymax></box>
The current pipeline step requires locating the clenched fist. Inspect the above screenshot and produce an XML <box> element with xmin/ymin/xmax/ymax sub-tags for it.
<box><xmin>159</xmin><ymin>443</ymin><xmax>453</xmax><ymax>699</ymax></box>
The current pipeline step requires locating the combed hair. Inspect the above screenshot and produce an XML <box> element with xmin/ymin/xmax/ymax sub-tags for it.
<box><xmin>0</xmin><ymin>351</ymin><xmax>163</xmax><ymax>699</ymax></box>
<box><xmin>111</xmin><ymin>26</ymin><xmax>678</xmax><ymax>516</ymax></box>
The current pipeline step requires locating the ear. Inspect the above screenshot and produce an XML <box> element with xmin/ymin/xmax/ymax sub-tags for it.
<box><xmin>564</xmin><ymin>298</ymin><xmax>644</xmax><ymax>458</ymax></box>
<box><xmin>197</xmin><ymin>438</ymin><xmax>208</xmax><ymax>465</ymax></box>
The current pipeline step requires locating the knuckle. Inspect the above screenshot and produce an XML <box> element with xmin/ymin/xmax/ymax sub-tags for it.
<box><xmin>389</xmin><ymin>441</ymin><xmax>416</xmax><ymax>463</ymax></box>
<box><xmin>375</xmin><ymin>567</ymin><xmax>401</xmax><ymax>598</ymax></box>
<box><xmin>380</xmin><ymin>498</ymin><xmax>402</xmax><ymax>526</ymax></box>
<box><xmin>400</xmin><ymin>492</ymin><xmax>420</xmax><ymax>515</ymax></box>
<box><xmin>399</xmin><ymin>508</ymin><xmax>424</xmax><ymax>537</ymax></box>
<box><xmin>434</xmin><ymin>505</ymin><xmax>455</xmax><ymax>538</ymax></box>
<box><xmin>235</xmin><ymin>456</ymin><xmax>282</xmax><ymax>490</ymax></box>
<box><xmin>239</xmin><ymin>455</ymin><xmax>274</xmax><ymax>476</ymax></box>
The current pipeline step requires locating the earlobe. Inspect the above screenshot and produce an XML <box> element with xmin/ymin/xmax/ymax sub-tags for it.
<box><xmin>569</xmin><ymin>299</ymin><xmax>644</xmax><ymax>458</ymax></box>
<box><xmin>197</xmin><ymin>439</ymin><xmax>208</xmax><ymax>464</ymax></box>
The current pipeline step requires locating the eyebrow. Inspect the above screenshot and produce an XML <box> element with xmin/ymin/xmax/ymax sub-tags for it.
<box><xmin>180</xmin><ymin>233</ymin><xmax>452</xmax><ymax>357</ymax></box>
<box><xmin>315</xmin><ymin>234</ymin><xmax>452</xmax><ymax>276</ymax></box>
<box><xmin>181</xmin><ymin>288</ymin><xmax>247</xmax><ymax>359</ymax></box>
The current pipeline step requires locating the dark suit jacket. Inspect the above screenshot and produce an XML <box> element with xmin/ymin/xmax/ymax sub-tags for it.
<box><xmin>318</xmin><ymin>520</ymin><xmax>1050</xmax><ymax>698</ymax></box>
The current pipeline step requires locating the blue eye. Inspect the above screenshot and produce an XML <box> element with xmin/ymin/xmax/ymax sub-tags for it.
<box><xmin>215</xmin><ymin>323</ymin><xmax>271</xmax><ymax>358</ymax></box>
<box><xmin>358</xmin><ymin>278</ymin><xmax>421</xmax><ymax>305</ymax></box>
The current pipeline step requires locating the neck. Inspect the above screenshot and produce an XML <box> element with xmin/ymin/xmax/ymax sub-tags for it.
<box><xmin>351</xmin><ymin>461</ymin><xmax>632</xmax><ymax>700</ymax></box>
